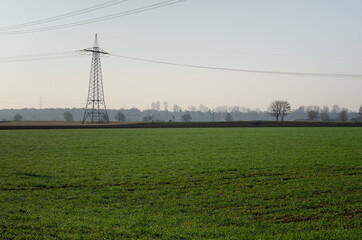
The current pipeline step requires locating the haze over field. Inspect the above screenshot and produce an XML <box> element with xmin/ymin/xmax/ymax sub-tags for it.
<box><xmin>1</xmin><ymin>0</ymin><xmax>362</xmax><ymax>111</ymax></box>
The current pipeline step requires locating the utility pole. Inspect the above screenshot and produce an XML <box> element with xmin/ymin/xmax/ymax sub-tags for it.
<box><xmin>81</xmin><ymin>34</ymin><xmax>109</xmax><ymax>124</ymax></box>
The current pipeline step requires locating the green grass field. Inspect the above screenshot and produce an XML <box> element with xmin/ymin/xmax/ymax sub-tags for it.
<box><xmin>0</xmin><ymin>128</ymin><xmax>361</xmax><ymax>239</ymax></box>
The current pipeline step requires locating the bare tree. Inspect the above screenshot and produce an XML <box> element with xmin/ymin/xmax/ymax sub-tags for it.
<box><xmin>280</xmin><ymin>101</ymin><xmax>291</xmax><ymax>121</ymax></box>
<box><xmin>337</xmin><ymin>109</ymin><xmax>349</xmax><ymax>121</ymax></box>
<box><xmin>215</xmin><ymin>106</ymin><xmax>228</xmax><ymax>113</ymax></box>
<box><xmin>308</xmin><ymin>110</ymin><xmax>319</xmax><ymax>121</ymax></box>
<box><xmin>297</xmin><ymin>106</ymin><xmax>306</xmax><ymax>114</ymax></box>
<box><xmin>181</xmin><ymin>113</ymin><xmax>192</xmax><ymax>122</ymax></box>
<box><xmin>268</xmin><ymin>100</ymin><xmax>291</xmax><ymax>121</ymax></box>
<box><xmin>63</xmin><ymin>112</ymin><xmax>74</xmax><ymax>121</ymax></box>
<box><xmin>142</xmin><ymin>115</ymin><xmax>153</xmax><ymax>121</ymax></box>
<box><xmin>231</xmin><ymin>106</ymin><xmax>240</xmax><ymax>113</ymax></box>
<box><xmin>306</xmin><ymin>105</ymin><xmax>320</xmax><ymax>113</ymax></box>
<box><xmin>101</xmin><ymin>114</ymin><xmax>109</xmax><ymax>122</ymax></box>
<box><xmin>115</xmin><ymin>112</ymin><xmax>126</xmax><ymax>122</ymax></box>
<box><xmin>332</xmin><ymin>105</ymin><xmax>341</xmax><ymax>114</ymax></box>
<box><xmin>13</xmin><ymin>114</ymin><xmax>23</xmax><ymax>121</ymax></box>
<box><xmin>188</xmin><ymin>105</ymin><xmax>197</xmax><ymax>112</ymax></box>
<box><xmin>322</xmin><ymin>106</ymin><xmax>330</xmax><ymax>114</ymax></box>
<box><xmin>163</xmin><ymin>101</ymin><xmax>169</xmax><ymax>112</ymax></box>
<box><xmin>173</xmin><ymin>104</ymin><xmax>182</xmax><ymax>112</ymax></box>
<box><xmin>198</xmin><ymin>104</ymin><xmax>209</xmax><ymax>112</ymax></box>
<box><xmin>151</xmin><ymin>101</ymin><xmax>161</xmax><ymax>111</ymax></box>
<box><xmin>320</xmin><ymin>112</ymin><xmax>331</xmax><ymax>121</ymax></box>
<box><xmin>225</xmin><ymin>113</ymin><xmax>233</xmax><ymax>121</ymax></box>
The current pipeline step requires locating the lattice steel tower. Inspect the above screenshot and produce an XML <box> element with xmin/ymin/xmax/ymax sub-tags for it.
<box><xmin>82</xmin><ymin>34</ymin><xmax>109</xmax><ymax>124</ymax></box>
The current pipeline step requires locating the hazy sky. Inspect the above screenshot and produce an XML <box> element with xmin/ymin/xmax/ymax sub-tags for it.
<box><xmin>1</xmin><ymin>0</ymin><xmax>362</xmax><ymax>111</ymax></box>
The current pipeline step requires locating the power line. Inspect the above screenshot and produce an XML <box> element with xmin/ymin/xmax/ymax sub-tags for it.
<box><xmin>0</xmin><ymin>51</ymin><xmax>76</xmax><ymax>60</ymax></box>
<box><xmin>0</xmin><ymin>55</ymin><xmax>85</xmax><ymax>63</ymax></box>
<box><xmin>0</xmin><ymin>0</ymin><xmax>132</xmax><ymax>31</ymax></box>
<box><xmin>110</xmin><ymin>53</ymin><xmax>362</xmax><ymax>79</ymax></box>
<box><xmin>2</xmin><ymin>49</ymin><xmax>361</xmax><ymax>79</ymax></box>
<box><xmin>0</xmin><ymin>51</ymin><xmax>84</xmax><ymax>63</ymax></box>
<box><xmin>0</xmin><ymin>0</ymin><xmax>187</xmax><ymax>35</ymax></box>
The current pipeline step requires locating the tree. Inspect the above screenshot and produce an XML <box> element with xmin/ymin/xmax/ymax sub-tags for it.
<box><xmin>359</xmin><ymin>105</ymin><xmax>362</xmax><ymax>119</ymax></box>
<box><xmin>142</xmin><ymin>115</ymin><xmax>153</xmax><ymax>121</ymax></box>
<box><xmin>173</xmin><ymin>104</ymin><xmax>182</xmax><ymax>112</ymax></box>
<box><xmin>181</xmin><ymin>113</ymin><xmax>192</xmax><ymax>122</ymax></box>
<box><xmin>297</xmin><ymin>106</ymin><xmax>306</xmax><ymax>114</ymax></box>
<box><xmin>63</xmin><ymin>112</ymin><xmax>74</xmax><ymax>121</ymax></box>
<box><xmin>215</xmin><ymin>106</ymin><xmax>228</xmax><ymax>113</ymax></box>
<box><xmin>337</xmin><ymin>109</ymin><xmax>348</xmax><ymax>121</ymax></box>
<box><xmin>332</xmin><ymin>105</ymin><xmax>341</xmax><ymax>114</ymax></box>
<box><xmin>13</xmin><ymin>114</ymin><xmax>23</xmax><ymax>121</ymax></box>
<box><xmin>101</xmin><ymin>114</ymin><xmax>109</xmax><ymax>122</ymax></box>
<box><xmin>320</xmin><ymin>112</ymin><xmax>331</xmax><ymax>121</ymax></box>
<box><xmin>225</xmin><ymin>113</ymin><xmax>233</xmax><ymax>121</ymax></box>
<box><xmin>188</xmin><ymin>105</ymin><xmax>197</xmax><ymax>112</ymax></box>
<box><xmin>151</xmin><ymin>101</ymin><xmax>161</xmax><ymax>111</ymax></box>
<box><xmin>280</xmin><ymin>101</ymin><xmax>291</xmax><ymax>121</ymax></box>
<box><xmin>163</xmin><ymin>101</ymin><xmax>169</xmax><ymax>112</ymax></box>
<box><xmin>115</xmin><ymin>112</ymin><xmax>126</xmax><ymax>122</ymax></box>
<box><xmin>322</xmin><ymin>106</ymin><xmax>330</xmax><ymax>114</ymax></box>
<box><xmin>268</xmin><ymin>100</ymin><xmax>291</xmax><ymax>121</ymax></box>
<box><xmin>198</xmin><ymin>104</ymin><xmax>209</xmax><ymax>112</ymax></box>
<box><xmin>231</xmin><ymin>106</ymin><xmax>240</xmax><ymax>113</ymax></box>
<box><xmin>308</xmin><ymin>110</ymin><xmax>319</xmax><ymax>121</ymax></box>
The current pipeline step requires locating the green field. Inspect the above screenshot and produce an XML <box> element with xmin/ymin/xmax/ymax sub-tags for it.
<box><xmin>0</xmin><ymin>128</ymin><xmax>361</xmax><ymax>239</ymax></box>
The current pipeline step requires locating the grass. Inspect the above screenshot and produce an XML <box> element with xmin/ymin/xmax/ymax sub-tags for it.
<box><xmin>0</xmin><ymin>128</ymin><xmax>361</xmax><ymax>239</ymax></box>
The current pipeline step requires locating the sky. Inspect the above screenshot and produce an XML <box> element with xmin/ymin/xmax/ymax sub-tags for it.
<box><xmin>1</xmin><ymin>0</ymin><xmax>362</xmax><ymax>111</ymax></box>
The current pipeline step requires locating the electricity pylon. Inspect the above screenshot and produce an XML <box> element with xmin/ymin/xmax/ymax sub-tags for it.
<box><xmin>81</xmin><ymin>34</ymin><xmax>109</xmax><ymax>124</ymax></box>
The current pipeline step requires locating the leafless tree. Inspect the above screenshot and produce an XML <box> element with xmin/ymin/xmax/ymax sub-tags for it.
<box><xmin>198</xmin><ymin>104</ymin><xmax>209</xmax><ymax>112</ymax></box>
<box><xmin>142</xmin><ymin>115</ymin><xmax>153</xmax><ymax>121</ymax></box>
<box><xmin>231</xmin><ymin>106</ymin><xmax>240</xmax><ymax>113</ymax></box>
<box><xmin>306</xmin><ymin>105</ymin><xmax>320</xmax><ymax>113</ymax></box>
<box><xmin>332</xmin><ymin>105</ymin><xmax>341</xmax><ymax>114</ymax></box>
<box><xmin>115</xmin><ymin>112</ymin><xmax>126</xmax><ymax>122</ymax></box>
<box><xmin>297</xmin><ymin>106</ymin><xmax>306</xmax><ymax>114</ymax></box>
<box><xmin>173</xmin><ymin>104</ymin><xmax>182</xmax><ymax>112</ymax></box>
<box><xmin>181</xmin><ymin>113</ymin><xmax>192</xmax><ymax>122</ymax></box>
<box><xmin>308</xmin><ymin>110</ymin><xmax>319</xmax><ymax>121</ymax></box>
<box><xmin>268</xmin><ymin>100</ymin><xmax>291</xmax><ymax>121</ymax></box>
<box><xmin>225</xmin><ymin>113</ymin><xmax>233</xmax><ymax>121</ymax></box>
<box><xmin>322</xmin><ymin>106</ymin><xmax>330</xmax><ymax>114</ymax></box>
<box><xmin>280</xmin><ymin>101</ymin><xmax>291</xmax><ymax>120</ymax></box>
<box><xmin>320</xmin><ymin>112</ymin><xmax>331</xmax><ymax>121</ymax></box>
<box><xmin>163</xmin><ymin>101</ymin><xmax>169</xmax><ymax>112</ymax></box>
<box><xmin>101</xmin><ymin>114</ymin><xmax>109</xmax><ymax>122</ymax></box>
<box><xmin>241</xmin><ymin>107</ymin><xmax>250</xmax><ymax>113</ymax></box>
<box><xmin>13</xmin><ymin>114</ymin><xmax>23</xmax><ymax>121</ymax></box>
<box><xmin>215</xmin><ymin>106</ymin><xmax>228</xmax><ymax>113</ymax></box>
<box><xmin>63</xmin><ymin>112</ymin><xmax>74</xmax><ymax>121</ymax></box>
<box><xmin>151</xmin><ymin>101</ymin><xmax>161</xmax><ymax>111</ymax></box>
<box><xmin>337</xmin><ymin>109</ymin><xmax>349</xmax><ymax>121</ymax></box>
<box><xmin>188</xmin><ymin>105</ymin><xmax>197</xmax><ymax>112</ymax></box>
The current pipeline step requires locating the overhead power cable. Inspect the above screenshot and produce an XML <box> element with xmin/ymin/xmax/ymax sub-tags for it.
<box><xmin>110</xmin><ymin>53</ymin><xmax>362</xmax><ymax>79</ymax></box>
<box><xmin>3</xmin><ymin>50</ymin><xmax>361</xmax><ymax>79</ymax></box>
<box><xmin>0</xmin><ymin>0</ymin><xmax>187</xmax><ymax>35</ymax></box>
<box><xmin>0</xmin><ymin>0</ymin><xmax>132</xmax><ymax>31</ymax></box>
<box><xmin>0</xmin><ymin>55</ymin><xmax>85</xmax><ymax>63</ymax></box>
<box><xmin>4</xmin><ymin>1</ymin><xmax>133</xmax><ymax>31</ymax></box>
<box><xmin>0</xmin><ymin>51</ymin><xmax>84</xmax><ymax>63</ymax></box>
<box><xmin>0</xmin><ymin>51</ymin><xmax>76</xmax><ymax>60</ymax></box>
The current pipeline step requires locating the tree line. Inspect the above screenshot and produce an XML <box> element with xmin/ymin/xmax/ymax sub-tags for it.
<box><xmin>1</xmin><ymin>102</ymin><xmax>361</xmax><ymax>122</ymax></box>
